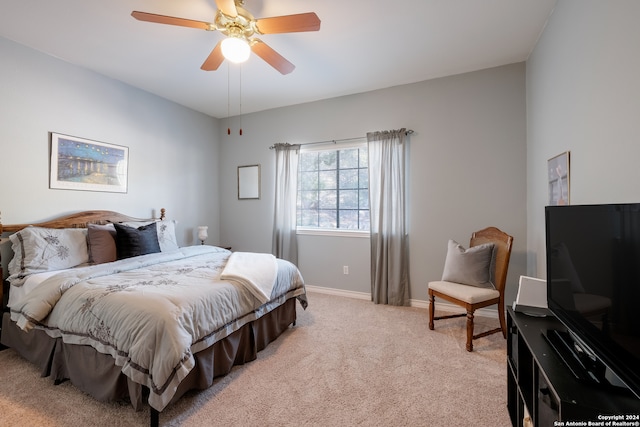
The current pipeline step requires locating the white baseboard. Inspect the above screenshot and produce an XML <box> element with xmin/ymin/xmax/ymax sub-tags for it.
<box><xmin>304</xmin><ymin>285</ymin><xmax>499</xmax><ymax>319</ymax></box>
<box><xmin>305</xmin><ymin>285</ymin><xmax>371</xmax><ymax>301</ymax></box>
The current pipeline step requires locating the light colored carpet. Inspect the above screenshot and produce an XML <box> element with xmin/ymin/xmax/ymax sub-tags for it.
<box><xmin>0</xmin><ymin>291</ymin><xmax>510</xmax><ymax>426</ymax></box>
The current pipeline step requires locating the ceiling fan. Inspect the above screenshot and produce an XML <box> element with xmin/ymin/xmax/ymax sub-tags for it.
<box><xmin>131</xmin><ymin>0</ymin><xmax>320</xmax><ymax>75</ymax></box>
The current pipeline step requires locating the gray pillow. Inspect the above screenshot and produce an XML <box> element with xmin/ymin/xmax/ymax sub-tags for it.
<box><xmin>441</xmin><ymin>239</ymin><xmax>496</xmax><ymax>288</ymax></box>
<box><xmin>87</xmin><ymin>223</ymin><xmax>117</xmax><ymax>264</ymax></box>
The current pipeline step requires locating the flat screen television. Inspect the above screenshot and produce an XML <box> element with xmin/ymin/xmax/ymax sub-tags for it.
<box><xmin>546</xmin><ymin>203</ymin><xmax>640</xmax><ymax>398</ymax></box>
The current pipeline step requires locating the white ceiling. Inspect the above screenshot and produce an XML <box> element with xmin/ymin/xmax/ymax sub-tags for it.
<box><xmin>0</xmin><ymin>0</ymin><xmax>556</xmax><ymax>119</ymax></box>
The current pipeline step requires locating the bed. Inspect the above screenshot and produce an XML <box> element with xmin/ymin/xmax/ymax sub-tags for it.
<box><xmin>0</xmin><ymin>209</ymin><xmax>307</xmax><ymax>426</ymax></box>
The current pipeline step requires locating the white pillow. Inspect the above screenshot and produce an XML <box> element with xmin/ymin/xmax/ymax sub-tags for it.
<box><xmin>441</xmin><ymin>239</ymin><xmax>496</xmax><ymax>288</ymax></box>
<box><xmin>155</xmin><ymin>220</ymin><xmax>179</xmax><ymax>252</ymax></box>
<box><xmin>7</xmin><ymin>226</ymin><xmax>89</xmax><ymax>286</ymax></box>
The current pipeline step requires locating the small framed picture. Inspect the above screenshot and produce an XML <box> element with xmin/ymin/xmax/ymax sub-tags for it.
<box><xmin>548</xmin><ymin>151</ymin><xmax>570</xmax><ymax>206</ymax></box>
<box><xmin>237</xmin><ymin>164</ymin><xmax>260</xmax><ymax>200</ymax></box>
<box><xmin>50</xmin><ymin>132</ymin><xmax>128</xmax><ymax>193</ymax></box>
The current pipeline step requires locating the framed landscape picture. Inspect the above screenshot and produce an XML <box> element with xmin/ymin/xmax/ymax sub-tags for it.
<box><xmin>50</xmin><ymin>132</ymin><xmax>128</xmax><ymax>193</ymax></box>
<box><xmin>548</xmin><ymin>151</ymin><xmax>570</xmax><ymax>206</ymax></box>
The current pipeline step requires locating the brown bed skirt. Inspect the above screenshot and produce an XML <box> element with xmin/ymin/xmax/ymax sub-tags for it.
<box><xmin>1</xmin><ymin>297</ymin><xmax>297</xmax><ymax>412</ymax></box>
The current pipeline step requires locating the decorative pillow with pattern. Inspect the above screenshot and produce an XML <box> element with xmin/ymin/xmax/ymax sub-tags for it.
<box><xmin>155</xmin><ymin>220</ymin><xmax>179</xmax><ymax>252</ymax></box>
<box><xmin>7</xmin><ymin>226</ymin><xmax>89</xmax><ymax>286</ymax></box>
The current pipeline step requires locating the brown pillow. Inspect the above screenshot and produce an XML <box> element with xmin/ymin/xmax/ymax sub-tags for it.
<box><xmin>87</xmin><ymin>223</ymin><xmax>117</xmax><ymax>264</ymax></box>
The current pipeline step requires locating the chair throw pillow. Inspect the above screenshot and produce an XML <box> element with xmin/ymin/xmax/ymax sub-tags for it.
<box><xmin>441</xmin><ymin>239</ymin><xmax>496</xmax><ymax>288</ymax></box>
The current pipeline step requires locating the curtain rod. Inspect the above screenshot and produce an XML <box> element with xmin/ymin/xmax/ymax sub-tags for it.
<box><xmin>269</xmin><ymin>129</ymin><xmax>413</xmax><ymax>150</ymax></box>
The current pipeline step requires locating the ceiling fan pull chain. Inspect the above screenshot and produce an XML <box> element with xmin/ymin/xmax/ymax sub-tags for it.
<box><xmin>227</xmin><ymin>62</ymin><xmax>231</xmax><ymax>135</ymax></box>
<box><xmin>239</xmin><ymin>64</ymin><xmax>243</xmax><ymax>136</ymax></box>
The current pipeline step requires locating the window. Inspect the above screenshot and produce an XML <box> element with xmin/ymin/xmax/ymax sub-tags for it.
<box><xmin>297</xmin><ymin>146</ymin><xmax>369</xmax><ymax>231</ymax></box>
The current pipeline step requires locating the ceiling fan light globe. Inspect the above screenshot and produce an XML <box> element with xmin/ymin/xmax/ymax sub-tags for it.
<box><xmin>221</xmin><ymin>37</ymin><xmax>251</xmax><ymax>63</ymax></box>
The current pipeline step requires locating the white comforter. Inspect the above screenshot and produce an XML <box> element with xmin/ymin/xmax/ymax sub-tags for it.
<box><xmin>9</xmin><ymin>245</ymin><xmax>306</xmax><ymax>411</ymax></box>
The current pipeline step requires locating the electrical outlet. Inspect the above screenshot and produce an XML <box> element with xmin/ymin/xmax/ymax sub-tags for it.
<box><xmin>343</xmin><ymin>266</ymin><xmax>349</xmax><ymax>275</ymax></box>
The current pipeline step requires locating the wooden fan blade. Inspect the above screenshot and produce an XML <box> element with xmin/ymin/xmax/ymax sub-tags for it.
<box><xmin>255</xmin><ymin>12</ymin><xmax>321</xmax><ymax>34</ymax></box>
<box><xmin>251</xmin><ymin>39</ymin><xmax>295</xmax><ymax>75</ymax></box>
<box><xmin>131</xmin><ymin>11</ymin><xmax>213</xmax><ymax>31</ymax></box>
<box><xmin>215</xmin><ymin>0</ymin><xmax>238</xmax><ymax>17</ymax></box>
<box><xmin>201</xmin><ymin>41</ymin><xmax>225</xmax><ymax>71</ymax></box>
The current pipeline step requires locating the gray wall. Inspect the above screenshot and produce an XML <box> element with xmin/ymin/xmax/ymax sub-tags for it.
<box><xmin>526</xmin><ymin>0</ymin><xmax>640</xmax><ymax>277</ymax></box>
<box><xmin>0</xmin><ymin>36</ymin><xmax>221</xmax><ymax>247</ymax></box>
<box><xmin>5</xmin><ymin>0</ymin><xmax>639</xmax><ymax>309</ymax></box>
<box><xmin>219</xmin><ymin>63</ymin><xmax>528</xmax><ymax>304</ymax></box>
<box><xmin>1</xmin><ymin>34</ymin><xmax>530</xmax><ymax>307</ymax></box>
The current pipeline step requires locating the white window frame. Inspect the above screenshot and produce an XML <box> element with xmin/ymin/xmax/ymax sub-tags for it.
<box><xmin>296</xmin><ymin>141</ymin><xmax>370</xmax><ymax>238</ymax></box>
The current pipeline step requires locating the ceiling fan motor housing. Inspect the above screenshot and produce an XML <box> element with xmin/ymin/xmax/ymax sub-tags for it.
<box><xmin>215</xmin><ymin>6</ymin><xmax>258</xmax><ymax>41</ymax></box>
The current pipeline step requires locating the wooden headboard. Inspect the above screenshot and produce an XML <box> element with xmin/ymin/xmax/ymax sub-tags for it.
<box><xmin>0</xmin><ymin>208</ymin><xmax>165</xmax><ymax>234</ymax></box>
<box><xmin>0</xmin><ymin>208</ymin><xmax>166</xmax><ymax>308</ymax></box>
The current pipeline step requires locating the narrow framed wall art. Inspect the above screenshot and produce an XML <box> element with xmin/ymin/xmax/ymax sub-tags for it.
<box><xmin>50</xmin><ymin>132</ymin><xmax>129</xmax><ymax>193</ymax></box>
<box><xmin>548</xmin><ymin>151</ymin><xmax>570</xmax><ymax>206</ymax></box>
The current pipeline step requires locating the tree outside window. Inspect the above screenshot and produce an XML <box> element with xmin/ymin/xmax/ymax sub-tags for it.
<box><xmin>297</xmin><ymin>147</ymin><xmax>369</xmax><ymax>230</ymax></box>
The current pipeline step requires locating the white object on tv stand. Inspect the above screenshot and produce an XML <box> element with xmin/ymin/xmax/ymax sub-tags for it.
<box><xmin>512</xmin><ymin>275</ymin><xmax>549</xmax><ymax>316</ymax></box>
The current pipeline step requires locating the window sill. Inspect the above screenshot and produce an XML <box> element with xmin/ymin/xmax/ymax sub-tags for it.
<box><xmin>296</xmin><ymin>228</ymin><xmax>370</xmax><ymax>238</ymax></box>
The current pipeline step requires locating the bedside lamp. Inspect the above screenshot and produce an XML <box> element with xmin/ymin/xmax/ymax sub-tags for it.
<box><xmin>197</xmin><ymin>226</ymin><xmax>208</xmax><ymax>245</ymax></box>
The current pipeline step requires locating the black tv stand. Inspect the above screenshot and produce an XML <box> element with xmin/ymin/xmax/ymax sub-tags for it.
<box><xmin>507</xmin><ymin>308</ymin><xmax>639</xmax><ymax>426</ymax></box>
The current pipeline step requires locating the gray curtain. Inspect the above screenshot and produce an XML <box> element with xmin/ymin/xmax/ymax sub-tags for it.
<box><xmin>367</xmin><ymin>129</ymin><xmax>410</xmax><ymax>305</ymax></box>
<box><xmin>272</xmin><ymin>143</ymin><xmax>300</xmax><ymax>264</ymax></box>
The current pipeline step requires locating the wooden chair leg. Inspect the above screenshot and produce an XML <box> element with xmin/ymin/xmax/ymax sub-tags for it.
<box><xmin>428</xmin><ymin>291</ymin><xmax>435</xmax><ymax>330</ymax></box>
<box><xmin>466</xmin><ymin>310</ymin><xmax>474</xmax><ymax>352</ymax></box>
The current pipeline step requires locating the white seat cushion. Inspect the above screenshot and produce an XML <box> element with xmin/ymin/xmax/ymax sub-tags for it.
<box><xmin>428</xmin><ymin>280</ymin><xmax>500</xmax><ymax>304</ymax></box>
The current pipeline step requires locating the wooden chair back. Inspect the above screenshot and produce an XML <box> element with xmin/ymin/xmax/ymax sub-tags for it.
<box><xmin>470</xmin><ymin>227</ymin><xmax>513</xmax><ymax>297</ymax></box>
